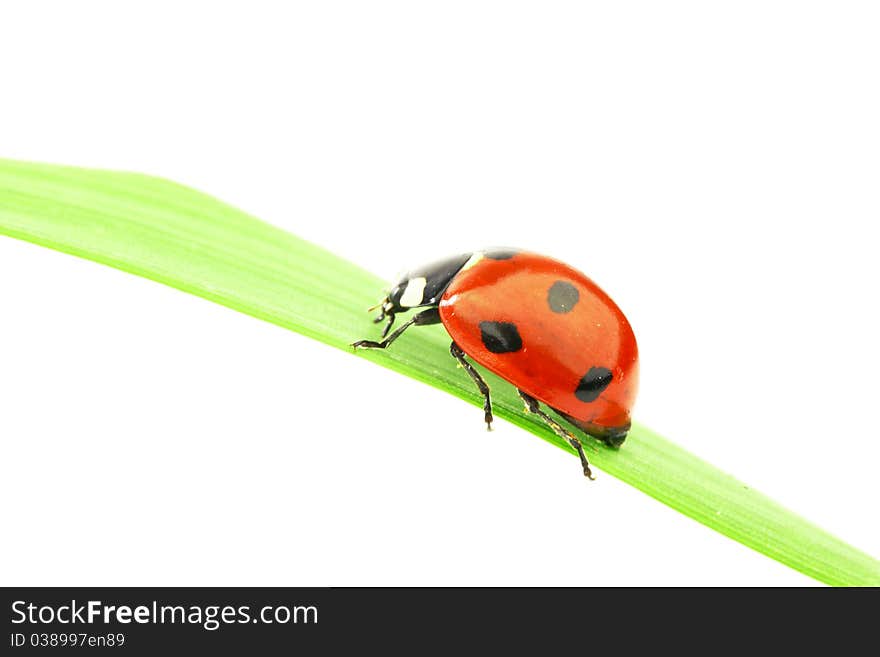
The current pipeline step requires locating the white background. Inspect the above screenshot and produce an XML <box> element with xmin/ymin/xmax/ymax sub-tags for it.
<box><xmin>1</xmin><ymin>2</ymin><xmax>878</xmax><ymax>586</ymax></box>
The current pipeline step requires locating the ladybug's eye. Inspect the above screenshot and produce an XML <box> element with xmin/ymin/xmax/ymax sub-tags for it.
<box><xmin>386</xmin><ymin>283</ymin><xmax>404</xmax><ymax>306</ymax></box>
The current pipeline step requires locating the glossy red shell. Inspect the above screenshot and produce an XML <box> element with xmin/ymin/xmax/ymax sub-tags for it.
<box><xmin>438</xmin><ymin>252</ymin><xmax>638</xmax><ymax>433</ymax></box>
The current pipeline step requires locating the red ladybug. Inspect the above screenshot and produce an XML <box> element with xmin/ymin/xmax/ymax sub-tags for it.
<box><xmin>353</xmin><ymin>249</ymin><xmax>639</xmax><ymax>478</ymax></box>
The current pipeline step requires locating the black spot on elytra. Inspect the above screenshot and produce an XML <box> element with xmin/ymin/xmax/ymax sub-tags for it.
<box><xmin>483</xmin><ymin>248</ymin><xmax>519</xmax><ymax>260</ymax></box>
<box><xmin>547</xmin><ymin>280</ymin><xmax>580</xmax><ymax>313</ymax></box>
<box><xmin>479</xmin><ymin>321</ymin><xmax>523</xmax><ymax>354</ymax></box>
<box><xmin>575</xmin><ymin>367</ymin><xmax>613</xmax><ymax>403</ymax></box>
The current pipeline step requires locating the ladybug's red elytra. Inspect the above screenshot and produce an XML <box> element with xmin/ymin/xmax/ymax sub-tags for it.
<box><xmin>352</xmin><ymin>249</ymin><xmax>639</xmax><ymax>479</ymax></box>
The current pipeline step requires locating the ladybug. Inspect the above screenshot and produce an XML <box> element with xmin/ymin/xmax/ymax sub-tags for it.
<box><xmin>352</xmin><ymin>249</ymin><xmax>639</xmax><ymax>479</ymax></box>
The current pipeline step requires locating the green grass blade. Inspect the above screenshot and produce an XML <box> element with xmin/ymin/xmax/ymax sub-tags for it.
<box><xmin>1</xmin><ymin>158</ymin><xmax>878</xmax><ymax>586</ymax></box>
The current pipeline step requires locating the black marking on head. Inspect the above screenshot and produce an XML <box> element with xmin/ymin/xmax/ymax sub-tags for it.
<box><xmin>575</xmin><ymin>367</ymin><xmax>613</xmax><ymax>403</ymax></box>
<box><xmin>547</xmin><ymin>280</ymin><xmax>580</xmax><ymax>313</ymax></box>
<box><xmin>479</xmin><ymin>321</ymin><xmax>523</xmax><ymax>354</ymax></box>
<box><xmin>483</xmin><ymin>248</ymin><xmax>519</xmax><ymax>260</ymax></box>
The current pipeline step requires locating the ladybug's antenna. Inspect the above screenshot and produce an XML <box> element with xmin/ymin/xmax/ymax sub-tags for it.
<box><xmin>368</xmin><ymin>299</ymin><xmax>388</xmax><ymax>324</ymax></box>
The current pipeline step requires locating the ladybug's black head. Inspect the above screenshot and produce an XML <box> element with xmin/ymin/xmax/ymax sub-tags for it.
<box><xmin>384</xmin><ymin>252</ymin><xmax>474</xmax><ymax>315</ymax></box>
<box><xmin>367</xmin><ymin>252</ymin><xmax>473</xmax><ymax>339</ymax></box>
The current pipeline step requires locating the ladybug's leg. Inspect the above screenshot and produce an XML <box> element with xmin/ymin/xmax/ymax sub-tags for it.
<box><xmin>370</xmin><ymin>305</ymin><xmax>396</xmax><ymax>339</ymax></box>
<box><xmin>517</xmin><ymin>390</ymin><xmax>594</xmax><ymax>480</ymax></box>
<box><xmin>352</xmin><ymin>307</ymin><xmax>440</xmax><ymax>350</ymax></box>
<box><xmin>450</xmin><ymin>341</ymin><xmax>493</xmax><ymax>430</ymax></box>
<box><xmin>379</xmin><ymin>313</ymin><xmax>396</xmax><ymax>339</ymax></box>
